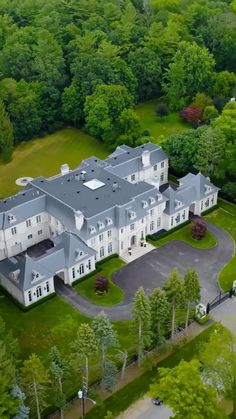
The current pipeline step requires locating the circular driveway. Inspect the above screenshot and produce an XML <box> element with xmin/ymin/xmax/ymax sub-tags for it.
<box><xmin>55</xmin><ymin>222</ymin><xmax>234</xmax><ymax>320</ymax></box>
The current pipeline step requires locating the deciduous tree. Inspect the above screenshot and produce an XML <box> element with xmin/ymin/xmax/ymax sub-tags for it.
<box><xmin>49</xmin><ymin>346</ymin><xmax>68</xmax><ymax>419</ymax></box>
<box><xmin>183</xmin><ymin>268</ymin><xmax>200</xmax><ymax>330</ymax></box>
<box><xmin>132</xmin><ymin>287</ymin><xmax>151</xmax><ymax>365</ymax></box>
<box><xmin>163</xmin><ymin>269</ymin><xmax>185</xmax><ymax>339</ymax></box>
<box><xmin>149</xmin><ymin>288</ymin><xmax>170</xmax><ymax>343</ymax></box>
<box><xmin>0</xmin><ymin>99</ymin><xmax>13</xmax><ymax>161</ymax></box>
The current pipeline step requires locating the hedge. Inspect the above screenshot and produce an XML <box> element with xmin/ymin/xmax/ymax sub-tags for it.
<box><xmin>147</xmin><ymin>220</ymin><xmax>191</xmax><ymax>242</ymax></box>
<box><xmin>201</xmin><ymin>204</ymin><xmax>219</xmax><ymax>216</ymax></box>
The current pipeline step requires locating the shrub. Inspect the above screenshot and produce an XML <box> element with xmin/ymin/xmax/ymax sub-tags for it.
<box><xmin>190</xmin><ymin>92</ymin><xmax>212</xmax><ymax>110</ymax></box>
<box><xmin>141</xmin><ymin>129</ymin><xmax>151</xmax><ymax>137</ymax></box>
<box><xmin>180</xmin><ymin>106</ymin><xmax>202</xmax><ymax>127</ymax></box>
<box><xmin>203</xmin><ymin>105</ymin><xmax>219</xmax><ymax>123</ymax></box>
<box><xmin>213</xmin><ymin>96</ymin><xmax>227</xmax><ymax>112</ymax></box>
<box><xmin>156</xmin><ymin>103</ymin><xmax>169</xmax><ymax>117</ymax></box>
<box><xmin>95</xmin><ymin>275</ymin><xmax>109</xmax><ymax>294</ymax></box>
<box><xmin>191</xmin><ymin>219</ymin><xmax>207</xmax><ymax>240</ymax></box>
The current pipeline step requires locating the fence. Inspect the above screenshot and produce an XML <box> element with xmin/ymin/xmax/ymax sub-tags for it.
<box><xmin>206</xmin><ymin>289</ymin><xmax>233</xmax><ymax>313</ymax></box>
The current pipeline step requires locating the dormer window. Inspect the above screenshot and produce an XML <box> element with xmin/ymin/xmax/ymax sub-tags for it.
<box><xmin>157</xmin><ymin>193</ymin><xmax>162</xmax><ymax>201</ymax></box>
<box><xmin>97</xmin><ymin>221</ymin><xmax>105</xmax><ymax>230</ymax></box>
<box><xmin>128</xmin><ymin>210</ymin><xmax>136</xmax><ymax>220</ymax></box>
<box><xmin>204</xmin><ymin>184</ymin><xmax>213</xmax><ymax>194</ymax></box>
<box><xmin>175</xmin><ymin>199</ymin><xmax>183</xmax><ymax>209</ymax></box>
<box><xmin>106</xmin><ymin>217</ymin><xmax>113</xmax><ymax>226</ymax></box>
<box><xmin>32</xmin><ymin>270</ymin><xmax>42</xmax><ymax>282</ymax></box>
<box><xmin>8</xmin><ymin>213</ymin><xmax>16</xmax><ymax>224</ymax></box>
<box><xmin>149</xmin><ymin>197</ymin><xmax>155</xmax><ymax>205</ymax></box>
<box><xmin>142</xmin><ymin>200</ymin><xmax>148</xmax><ymax>208</ymax></box>
<box><xmin>89</xmin><ymin>225</ymin><xmax>96</xmax><ymax>234</ymax></box>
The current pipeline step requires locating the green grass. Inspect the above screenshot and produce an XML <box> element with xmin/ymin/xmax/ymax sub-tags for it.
<box><xmin>75</xmin><ymin>258</ymin><xmax>125</xmax><ymax>306</ymax></box>
<box><xmin>149</xmin><ymin>224</ymin><xmax>217</xmax><ymax>250</ymax></box>
<box><xmin>85</xmin><ymin>324</ymin><xmax>218</xmax><ymax>419</ymax></box>
<box><xmin>135</xmin><ymin>99</ymin><xmax>189</xmax><ymax>143</ymax></box>
<box><xmin>205</xmin><ymin>200</ymin><xmax>236</xmax><ymax>291</ymax></box>
<box><xmin>0</xmin><ymin>127</ymin><xmax>108</xmax><ymax>198</ymax></box>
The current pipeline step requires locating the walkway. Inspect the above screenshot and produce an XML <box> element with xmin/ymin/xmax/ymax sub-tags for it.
<box><xmin>55</xmin><ymin>222</ymin><xmax>234</xmax><ymax>320</ymax></box>
<box><xmin>120</xmin><ymin>242</ymin><xmax>155</xmax><ymax>263</ymax></box>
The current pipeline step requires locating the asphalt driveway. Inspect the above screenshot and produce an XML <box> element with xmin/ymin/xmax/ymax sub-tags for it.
<box><xmin>55</xmin><ymin>222</ymin><xmax>234</xmax><ymax>320</ymax></box>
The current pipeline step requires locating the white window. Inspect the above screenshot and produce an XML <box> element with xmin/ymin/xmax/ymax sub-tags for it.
<box><xmin>120</xmin><ymin>228</ymin><xmax>123</xmax><ymax>234</ymax></box>
<box><xmin>211</xmin><ymin>195</ymin><xmax>214</xmax><ymax>205</ymax></box>
<box><xmin>26</xmin><ymin>219</ymin><xmax>31</xmax><ymax>228</ymax></box>
<box><xmin>28</xmin><ymin>291</ymin><xmax>32</xmax><ymax>302</ymax></box>
<box><xmin>201</xmin><ymin>201</ymin><xmax>203</xmax><ymax>210</ymax></box>
<box><xmin>11</xmin><ymin>227</ymin><xmax>17</xmax><ymax>235</ymax></box>
<box><xmin>36</xmin><ymin>286</ymin><xmax>42</xmax><ymax>298</ymax></box>
<box><xmin>36</xmin><ymin>215</ymin><xmax>41</xmax><ymax>223</ymax></box>
<box><xmin>99</xmin><ymin>234</ymin><xmax>103</xmax><ymax>242</ymax></box>
<box><xmin>38</xmin><ymin>230</ymin><xmax>43</xmax><ymax>235</ymax></box>
<box><xmin>28</xmin><ymin>234</ymin><xmax>33</xmax><ymax>240</ymax></box>
<box><xmin>107</xmin><ymin>230</ymin><xmax>112</xmax><ymax>238</ymax></box>
<box><xmin>154</xmin><ymin>164</ymin><xmax>157</xmax><ymax>171</ymax></box>
<box><xmin>160</xmin><ymin>172</ymin><xmax>164</xmax><ymax>182</ymax></box>
<box><xmin>130</xmin><ymin>224</ymin><xmax>135</xmax><ymax>231</ymax></box>
<box><xmin>72</xmin><ymin>268</ymin><xmax>75</xmax><ymax>279</ymax></box>
<box><xmin>161</xmin><ymin>161</ymin><xmax>165</xmax><ymax>168</ymax></box>
<box><xmin>79</xmin><ymin>264</ymin><xmax>84</xmax><ymax>275</ymax></box>
<box><xmin>205</xmin><ymin>198</ymin><xmax>210</xmax><ymax>207</ymax></box>
<box><xmin>142</xmin><ymin>218</ymin><xmax>144</xmax><ymax>224</ymax></box>
<box><xmin>121</xmin><ymin>241</ymin><xmax>123</xmax><ymax>250</ymax></box>
<box><xmin>150</xmin><ymin>209</ymin><xmax>153</xmax><ymax>216</ymax></box>
<box><xmin>108</xmin><ymin>242</ymin><xmax>112</xmax><ymax>254</ymax></box>
<box><xmin>100</xmin><ymin>247</ymin><xmax>104</xmax><ymax>258</ymax></box>
<box><xmin>171</xmin><ymin>216</ymin><xmax>174</xmax><ymax>226</ymax></box>
<box><xmin>131</xmin><ymin>174</ymin><xmax>136</xmax><ymax>182</ymax></box>
<box><xmin>176</xmin><ymin>213</ymin><xmax>180</xmax><ymax>223</ymax></box>
<box><xmin>157</xmin><ymin>217</ymin><xmax>161</xmax><ymax>227</ymax></box>
<box><xmin>150</xmin><ymin>221</ymin><xmax>154</xmax><ymax>231</ymax></box>
<box><xmin>88</xmin><ymin>259</ymin><xmax>91</xmax><ymax>270</ymax></box>
<box><xmin>182</xmin><ymin>210</ymin><xmax>186</xmax><ymax>220</ymax></box>
<box><xmin>142</xmin><ymin>200</ymin><xmax>148</xmax><ymax>208</ymax></box>
<box><xmin>91</xmin><ymin>237</ymin><xmax>96</xmax><ymax>246</ymax></box>
<box><xmin>98</xmin><ymin>221</ymin><xmax>104</xmax><ymax>230</ymax></box>
<box><xmin>106</xmin><ymin>217</ymin><xmax>113</xmax><ymax>226</ymax></box>
<box><xmin>46</xmin><ymin>281</ymin><xmax>50</xmax><ymax>293</ymax></box>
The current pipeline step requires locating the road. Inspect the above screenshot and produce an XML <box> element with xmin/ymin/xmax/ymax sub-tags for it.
<box><xmin>117</xmin><ymin>397</ymin><xmax>172</xmax><ymax>419</ymax></box>
<box><xmin>211</xmin><ymin>296</ymin><xmax>236</xmax><ymax>333</ymax></box>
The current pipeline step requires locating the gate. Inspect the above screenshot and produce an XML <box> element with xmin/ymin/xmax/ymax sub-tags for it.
<box><xmin>206</xmin><ymin>289</ymin><xmax>233</xmax><ymax>313</ymax></box>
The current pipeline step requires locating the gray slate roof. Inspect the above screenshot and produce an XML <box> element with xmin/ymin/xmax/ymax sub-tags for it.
<box><xmin>178</xmin><ymin>173</ymin><xmax>220</xmax><ymax>201</ymax></box>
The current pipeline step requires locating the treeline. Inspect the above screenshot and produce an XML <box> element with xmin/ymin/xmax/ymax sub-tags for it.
<box><xmin>1</xmin><ymin>266</ymin><xmax>200</xmax><ymax>418</ymax></box>
<box><xmin>0</xmin><ymin>0</ymin><xmax>235</xmax><ymax>160</ymax></box>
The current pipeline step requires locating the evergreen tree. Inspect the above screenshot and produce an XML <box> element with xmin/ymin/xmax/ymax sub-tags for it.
<box><xmin>149</xmin><ymin>288</ymin><xmax>170</xmax><ymax>344</ymax></box>
<box><xmin>164</xmin><ymin>269</ymin><xmax>185</xmax><ymax>339</ymax></box>
<box><xmin>132</xmin><ymin>287</ymin><xmax>151</xmax><ymax>365</ymax></box>
<box><xmin>49</xmin><ymin>346</ymin><xmax>68</xmax><ymax>419</ymax></box>
<box><xmin>0</xmin><ymin>341</ymin><xmax>19</xmax><ymax>418</ymax></box>
<box><xmin>183</xmin><ymin>268</ymin><xmax>201</xmax><ymax>330</ymax></box>
<box><xmin>21</xmin><ymin>354</ymin><xmax>49</xmax><ymax>419</ymax></box>
<box><xmin>71</xmin><ymin>323</ymin><xmax>97</xmax><ymax>388</ymax></box>
<box><xmin>102</xmin><ymin>360</ymin><xmax>117</xmax><ymax>392</ymax></box>
<box><xmin>0</xmin><ymin>98</ymin><xmax>13</xmax><ymax>161</ymax></box>
<box><xmin>92</xmin><ymin>312</ymin><xmax>118</xmax><ymax>379</ymax></box>
<box><xmin>11</xmin><ymin>385</ymin><xmax>30</xmax><ymax>419</ymax></box>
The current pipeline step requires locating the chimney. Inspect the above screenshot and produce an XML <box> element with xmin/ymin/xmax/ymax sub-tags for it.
<box><xmin>112</xmin><ymin>181</ymin><xmax>119</xmax><ymax>191</ymax></box>
<box><xmin>80</xmin><ymin>170</ymin><xmax>87</xmax><ymax>181</ymax></box>
<box><xmin>61</xmin><ymin>163</ymin><xmax>70</xmax><ymax>175</ymax></box>
<box><xmin>141</xmin><ymin>150</ymin><xmax>150</xmax><ymax>167</ymax></box>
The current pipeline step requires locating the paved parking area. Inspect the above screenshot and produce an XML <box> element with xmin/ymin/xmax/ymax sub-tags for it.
<box><xmin>112</xmin><ymin>222</ymin><xmax>234</xmax><ymax>306</ymax></box>
<box><xmin>117</xmin><ymin>397</ymin><xmax>172</xmax><ymax>419</ymax></box>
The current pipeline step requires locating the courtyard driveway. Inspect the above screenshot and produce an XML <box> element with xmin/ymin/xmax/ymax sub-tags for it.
<box><xmin>55</xmin><ymin>222</ymin><xmax>234</xmax><ymax>320</ymax></box>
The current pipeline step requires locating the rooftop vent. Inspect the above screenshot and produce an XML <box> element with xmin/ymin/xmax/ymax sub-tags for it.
<box><xmin>112</xmin><ymin>182</ymin><xmax>119</xmax><ymax>191</ymax></box>
<box><xmin>80</xmin><ymin>170</ymin><xmax>87</xmax><ymax>181</ymax></box>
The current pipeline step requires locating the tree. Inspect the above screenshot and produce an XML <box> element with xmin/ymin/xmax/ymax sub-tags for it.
<box><xmin>183</xmin><ymin>268</ymin><xmax>200</xmax><ymax>330</ymax></box>
<box><xmin>194</xmin><ymin>126</ymin><xmax>226</xmax><ymax>180</ymax></box>
<box><xmin>191</xmin><ymin>219</ymin><xmax>207</xmax><ymax>240</ymax></box>
<box><xmin>213</xmin><ymin>71</ymin><xmax>236</xmax><ymax>99</ymax></box>
<box><xmin>84</xmin><ymin>84</ymin><xmax>133</xmax><ymax>147</ymax></box>
<box><xmin>132</xmin><ymin>287</ymin><xmax>151</xmax><ymax>365</ymax></box>
<box><xmin>163</xmin><ymin>269</ymin><xmax>185</xmax><ymax>339</ymax></box>
<box><xmin>21</xmin><ymin>354</ymin><xmax>49</xmax><ymax>419</ymax></box>
<box><xmin>203</xmin><ymin>105</ymin><xmax>219</xmax><ymax>123</ymax></box>
<box><xmin>190</xmin><ymin>92</ymin><xmax>212</xmax><ymax>111</ymax></box>
<box><xmin>149</xmin><ymin>359</ymin><xmax>223</xmax><ymax>419</ymax></box>
<box><xmin>149</xmin><ymin>288</ymin><xmax>170</xmax><ymax>344</ymax></box>
<box><xmin>49</xmin><ymin>346</ymin><xmax>68</xmax><ymax>419</ymax></box>
<box><xmin>71</xmin><ymin>324</ymin><xmax>97</xmax><ymax>388</ymax></box>
<box><xmin>0</xmin><ymin>98</ymin><xmax>13</xmax><ymax>161</ymax></box>
<box><xmin>180</xmin><ymin>106</ymin><xmax>202</xmax><ymax>127</ymax></box>
<box><xmin>214</xmin><ymin>101</ymin><xmax>236</xmax><ymax>143</ymax></box>
<box><xmin>11</xmin><ymin>385</ymin><xmax>30</xmax><ymax>419</ymax></box>
<box><xmin>117</xmin><ymin>108</ymin><xmax>141</xmax><ymax>147</ymax></box>
<box><xmin>0</xmin><ymin>341</ymin><xmax>19</xmax><ymax>418</ymax></box>
<box><xmin>95</xmin><ymin>276</ymin><xmax>109</xmax><ymax>294</ymax></box>
<box><xmin>156</xmin><ymin>103</ymin><xmax>169</xmax><ymax>117</ymax></box>
<box><xmin>200</xmin><ymin>326</ymin><xmax>236</xmax><ymax>418</ymax></box>
<box><xmin>92</xmin><ymin>311</ymin><xmax>117</xmax><ymax>378</ymax></box>
<box><xmin>102</xmin><ymin>360</ymin><xmax>117</xmax><ymax>392</ymax></box>
<box><xmin>163</xmin><ymin>41</ymin><xmax>215</xmax><ymax>110</ymax></box>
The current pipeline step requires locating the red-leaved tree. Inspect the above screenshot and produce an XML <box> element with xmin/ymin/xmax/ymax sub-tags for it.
<box><xmin>95</xmin><ymin>276</ymin><xmax>109</xmax><ymax>293</ymax></box>
<box><xmin>191</xmin><ymin>219</ymin><xmax>207</xmax><ymax>240</ymax></box>
<box><xmin>180</xmin><ymin>106</ymin><xmax>202</xmax><ymax>127</ymax></box>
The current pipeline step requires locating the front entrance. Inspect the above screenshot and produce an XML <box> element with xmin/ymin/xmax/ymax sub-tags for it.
<box><xmin>130</xmin><ymin>235</ymin><xmax>137</xmax><ymax>247</ymax></box>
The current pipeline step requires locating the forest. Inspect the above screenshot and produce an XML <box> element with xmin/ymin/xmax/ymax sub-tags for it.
<box><xmin>0</xmin><ymin>0</ymin><xmax>235</xmax><ymax>198</ymax></box>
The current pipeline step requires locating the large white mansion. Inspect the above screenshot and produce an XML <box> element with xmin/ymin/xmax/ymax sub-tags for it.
<box><xmin>0</xmin><ymin>143</ymin><xmax>219</xmax><ymax>306</ymax></box>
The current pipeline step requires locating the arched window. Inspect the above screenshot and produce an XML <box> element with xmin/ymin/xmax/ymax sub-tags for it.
<box><xmin>36</xmin><ymin>286</ymin><xmax>42</xmax><ymax>298</ymax></box>
<box><xmin>79</xmin><ymin>264</ymin><xmax>84</xmax><ymax>275</ymax></box>
<box><xmin>100</xmin><ymin>247</ymin><xmax>104</xmax><ymax>258</ymax></box>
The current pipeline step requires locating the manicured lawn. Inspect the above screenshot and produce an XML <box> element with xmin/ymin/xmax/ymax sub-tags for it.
<box><xmin>205</xmin><ymin>200</ymin><xmax>236</xmax><ymax>291</ymax></box>
<box><xmin>135</xmin><ymin>99</ymin><xmax>189</xmax><ymax>143</ymax></box>
<box><xmin>148</xmin><ymin>223</ymin><xmax>217</xmax><ymax>250</ymax></box>
<box><xmin>75</xmin><ymin>258</ymin><xmax>125</xmax><ymax>306</ymax></box>
<box><xmin>85</xmin><ymin>324</ymin><xmax>219</xmax><ymax>419</ymax></box>
<box><xmin>0</xmin><ymin>127</ymin><xmax>108</xmax><ymax>198</ymax></box>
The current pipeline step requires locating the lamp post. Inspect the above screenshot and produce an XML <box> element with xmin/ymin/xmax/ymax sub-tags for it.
<box><xmin>78</xmin><ymin>389</ymin><xmax>96</xmax><ymax>419</ymax></box>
